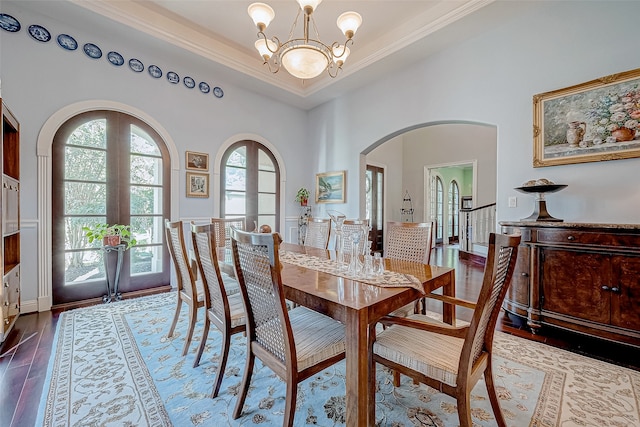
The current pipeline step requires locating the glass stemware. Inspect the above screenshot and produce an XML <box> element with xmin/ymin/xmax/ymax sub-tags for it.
<box><xmin>328</xmin><ymin>210</ymin><xmax>347</xmax><ymax>269</ymax></box>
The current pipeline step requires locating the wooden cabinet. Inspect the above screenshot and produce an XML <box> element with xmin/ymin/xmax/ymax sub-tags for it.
<box><xmin>500</xmin><ymin>222</ymin><xmax>640</xmax><ymax>347</ymax></box>
<box><xmin>0</xmin><ymin>99</ymin><xmax>20</xmax><ymax>342</ymax></box>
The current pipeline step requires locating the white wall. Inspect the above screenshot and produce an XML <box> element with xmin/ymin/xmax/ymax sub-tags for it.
<box><xmin>1</xmin><ymin>3</ymin><xmax>308</xmax><ymax>308</ymax></box>
<box><xmin>307</xmin><ymin>1</ymin><xmax>640</xmax><ymax>225</ymax></box>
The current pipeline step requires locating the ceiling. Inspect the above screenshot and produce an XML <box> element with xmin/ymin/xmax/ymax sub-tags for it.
<box><xmin>17</xmin><ymin>0</ymin><xmax>496</xmax><ymax>109</ymax></box>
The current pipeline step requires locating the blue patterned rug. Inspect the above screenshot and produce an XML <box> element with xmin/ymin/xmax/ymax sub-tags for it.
<box><xmin>36</xmin><ymin>292</ymin><xmax>640</xmax><ymax>426</ymax></box>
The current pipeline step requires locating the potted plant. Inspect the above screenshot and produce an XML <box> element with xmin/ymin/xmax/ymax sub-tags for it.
<box><xmin>295</xmin><ymin>187</ymin><xmax>310</xmax><ymax>206</ymax></box>
<box><xmin>82</xmin><ymin>223</ymin><xmax>137</xmax><ymax>249</ymax></box>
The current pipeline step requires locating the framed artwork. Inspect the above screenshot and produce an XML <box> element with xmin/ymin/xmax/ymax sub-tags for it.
<box><xmin>186</xmin><ymin>172</ymin><xmax>209</xmax><ymax>198</ymax></box>
<box><xmin>185</xmin><ymin>150</ymin><xmax>209</xmax><ymax>171</ymax></box>
<box><xmin>315</xmin><ymin>170</ymin><xmax>346</xmax><ymax>204</ymax></box>
<box><xmin>533</xmin><ymin>67</ymin><xmax>640</xmax><ymax>167</ymax></box>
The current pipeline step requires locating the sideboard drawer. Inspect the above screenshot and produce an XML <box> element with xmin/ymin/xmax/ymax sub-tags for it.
<box><xmin>536</xmin><ymin>229</ymin><xmax>640</xmax><ymax>249</ymax></box>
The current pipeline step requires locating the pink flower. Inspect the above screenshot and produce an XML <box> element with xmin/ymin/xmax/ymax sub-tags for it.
<box><xmin>630</xmin><ymin>110</ymin><xmax>640</xmax><ymax>119</ymax></box>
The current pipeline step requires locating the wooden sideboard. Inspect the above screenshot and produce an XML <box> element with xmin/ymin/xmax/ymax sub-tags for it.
<box><xmin>500</xmin><ymin>221</ymin><xmax>640</xmax><ymax>347</ymax></box>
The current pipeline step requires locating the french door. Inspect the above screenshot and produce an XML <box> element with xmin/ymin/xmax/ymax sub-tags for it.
<box><xmin>366</xmin><ymin>165</ymin><xmax>384</xmax><ymax>253</ymax></box>
<box><xmin>52</xmin><ymin>111</ymin><xmax>170</xmax><ymax>305</ymax></box>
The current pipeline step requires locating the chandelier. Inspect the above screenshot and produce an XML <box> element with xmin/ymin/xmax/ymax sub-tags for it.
<box><xmin>247</xmin><ymin>0</ymin><xmax>362</xmax><ymax>79</ymax></box>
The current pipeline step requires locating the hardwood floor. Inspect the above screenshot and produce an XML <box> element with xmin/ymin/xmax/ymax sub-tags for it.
<box><xmin>1</xmin><ymin>244</ymin><xmax>638</xmax><ymax>427</ymax></box>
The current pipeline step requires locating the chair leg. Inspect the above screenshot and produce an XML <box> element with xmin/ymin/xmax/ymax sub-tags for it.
<box><xmin>283</xmin><ymin>377</ymin><xmax>298</xmax><ymax>427</ymax></box>
<box><xmin>233</xmin><ymin>350</ymin><xmax>255</xmax><ymax>419</ymax></box>
<box><xmin>456</xmin><ymin>390</ymin><xmax>473</xmax><ymax>427</ymax></box>
<box><xmin>192</xmin><ymin>316</ymin><xmax>210</xmax><ymax>368</ymax></box>
<box><xmin>167</xmin><ymin>296</ymin><xmax>182</xmax><ymax>338</ymax></box>
<box><xmin>181</xmin><ymin>303</ymin><xmax>197</xmax><ymax>356</ymax></box>
<box><xmin>485</xmin><ymin>364</ymin><xmax>507</xmax><ymax>427</ymax></box>
<box><xmin>210</xmin><ymin>327</ymin><xmax>232</xmax><ymax>398</ymax></box>
<box><xmin>393</xmin><ymin>370</ymin><xmax>401</xmax><ymax>387</ymax></box>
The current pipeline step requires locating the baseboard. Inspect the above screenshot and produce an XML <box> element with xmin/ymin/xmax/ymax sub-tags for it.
<box><xmin>458</xmin><ymin>250</ymin><xmax>486</xmax><ymax>266</ymax></box>
<box><xmin>51</xmin><ymin>285</ymin><xmax>173</xmax><ymax>312</ymax></box>
<box><xmin>20</xmin><ymin>299</ymin><xmax>39</xmax><ymax>314</ymax></box>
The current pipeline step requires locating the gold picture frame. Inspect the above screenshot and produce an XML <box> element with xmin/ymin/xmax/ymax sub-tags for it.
<box><xmin>315</xmin><ymin>170</ymin><xmax>346</xmax><ymax>204</ymax></box>
<box><xmin>185</xmin><ymin>150</ymin><xmax>209</xmax><ymax>171</ymax></box>
<box><xmin>186</xmin><ymin>172</ymin><xmax>209</xmax><ymax>198</ymax></box>
<box><xmin>533</xmin><ymin>67</ymin><xmax>640</xmax><ymax>167</ymax></box>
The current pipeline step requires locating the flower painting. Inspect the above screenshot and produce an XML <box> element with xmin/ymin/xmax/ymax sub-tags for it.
<box><xmin>533</xmin><ymin>67</ymin><xmax>640</xmax><ymax>167</ymax></box>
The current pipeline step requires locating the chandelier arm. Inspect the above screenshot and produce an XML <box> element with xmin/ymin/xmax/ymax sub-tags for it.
<box><xmin>327</xmin><ymin>61</ymin><xmax>342</xmax><ymax>78</ymax></box>
<box><xmin>256</xmin><ymin>32</ymin><xmax>282</xmax><ymax>54</ymax></box>
<box><xmin>331</xmin><ymin>38</ymin><xmax>354</xmax><ymax>59</ymax></box>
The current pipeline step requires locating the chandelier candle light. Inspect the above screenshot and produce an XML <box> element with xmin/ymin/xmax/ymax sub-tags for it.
<box><xmin>248</xmin><ymin>0</ymin><xmax>362</xmax><ymax>79</ymax></box>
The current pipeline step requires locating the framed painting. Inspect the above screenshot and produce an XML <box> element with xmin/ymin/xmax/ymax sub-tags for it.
<box><xmin>533</xmin><ymin>67</ymin><xmax>640</xmax><ymax>167</ymax></box>
<box><xmin>186</xmin><ymin>172</ymin><xmax>209</xmax><ymax>198</ymax></box>
<box><xmin>315</xmin><ymin>170</ymin><xmax>345</xmax><ymax>204</ymax></box>
<box><xmin>185</xmin><ymin>150</ymin><xmax>209</xmax><ymax>171</ymax></box>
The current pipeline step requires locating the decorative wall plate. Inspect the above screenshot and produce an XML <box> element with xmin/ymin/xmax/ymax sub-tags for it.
<box><xmin>213</xmin><ymin>87</ymin><xmax>224</xmax><ymax>98</ymax></box>
<box><xmin>0</xmin><ymin>13</ymin><xmax>21</xmax><ymax>32</ymax></box>
<box><xmin>148</xmin><ymin>65</ymin><xmax>162</xmax><ymax>78</ymax></box>
<box><xmin>107</xmin><ymin>51</ymin><xmax>124</xmax><ymax>66</ymax></box>
<box><xmin>83</xmin><ymin>43</ymin><xmax>102</xmax><ymax>59</ymax></box>
<box><xmin>129</xmin><ymin>58</ymin><xmax>144</xmax><ymax>73</ymax></box>
<box><xmin>183</xmin><ymin>76</ymin><xmax>195</xmax><ymax>88</ymax></box>
<box><xmin>56</xmin><ymin>34</ymin><xmax>77</xmax><ymax>51</ymax></box>
<box><xmin>28</xmin><ymin>24</ymin><xmax>51</xmax><ymax>42</ymax></box>
<box><xmin>166</xmin><ymin>71</ymin><xmax>179</xmax><ymax>84</ymax></box>
<box><xmin>199</xmin><ymin>82</ymin><xmax>210</xmax><ymax>94</ymax></box>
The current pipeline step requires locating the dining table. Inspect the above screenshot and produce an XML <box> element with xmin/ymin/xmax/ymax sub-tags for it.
<box><xmin>277</xmin><ymin>242</ymin><xmax>456</xmax><ymax>426</ymax></box>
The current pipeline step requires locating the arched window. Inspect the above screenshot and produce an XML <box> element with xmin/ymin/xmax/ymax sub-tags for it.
<box><xmin>220</xmin><ymin>140</ymin><xmax>280</xmax><ymax>231</ymax></box>
<box><xmin>52</xmin><ymin>111</ymin><xmax>170</xmax><ymax>305</ymax></box>
<box><xmin>448</xmin><ymin>180</ymin><xmax>460</xmax><ymax>243</ymax></box>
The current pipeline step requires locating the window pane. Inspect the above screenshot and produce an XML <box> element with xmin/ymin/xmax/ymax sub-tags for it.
<box><xmin>131</xmin><ymin>245</ymin><xmax>163</xmax><ymax>275</ymax></box>
<box><xmin>131</xmin><ymin>154</ymin><xmax>162</xmax><ymax>185</ymax></box>
<box><xmin>130</xmin><ymin>186</ymin><xmax>163</xmax><ymax>215</ymax></box>
<box><xmin>65</xmin><ymin>147</ymin><xmax>106</xmax><ymax>181</ymax></box>
<box><xmin>227</xmin><ymin>147</ymin><xmax>246</xmax><ymax>167</ymax></box>
<box><xmin>258</xmin><ymin>215</ymin><xmax>275</xmax><ymax>231</ymax></box>
<box><xmin>225</xmin><ymin>191</ymin><xmax>246</xmax><ymax>215</ymax></box>
<box><xmin>65</xmin><ymin>182</ymin><xmax>106</xmax><ymax>215</ymax></box>
<box><xmin>258</xmin><ymin>149</ymin><xmax>275</xmax><ymax>172</ymax></box>
<box><xmin>258</xmin><ymin>170</ymin><xmax>275</xmax><ymax>192</ymax></box>
<box><xmin>131</xmin><ymin>125</ymin><xmax>161</xmax><ymax>156</ymax></box>
<box><xmin>64</xmin><ymin>249</ymin><xmax>105</xmax><ymax>284</ymax></box>
<box><xmin>67</xmin><ymin>119</ymin><xmax>106</xmax><ymax>149</ymax></box>
<box><xmin>66</xmin><ymin>216</ymin><xmax>106</xmax><ymax>250</ymax></box>
<box><xmin>258</xmin><ymin>193</ymin><xmax>276</xmax><ymax>215</ymax></box>
<box><xmin>130</xmin><ymin>216</ymin><xmax>164</xmax><ymax>245</ymax></box>
<box><xmin>225</xmin><ymin>166</ymin><xmax>246</xmax><ymax>191</ymax></box>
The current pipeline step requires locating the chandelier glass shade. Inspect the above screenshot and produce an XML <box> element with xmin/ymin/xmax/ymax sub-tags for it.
<box><xmin>247</xmin><ymin>1</ymin><xmax>362</xmax><ymax>79</ymax></box>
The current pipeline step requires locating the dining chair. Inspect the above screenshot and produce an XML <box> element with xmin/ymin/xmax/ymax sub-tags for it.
<box><xmin>165</xmin><ymin>220</ymin><xmax>205</xmax><ymax>356</ymax></box>
<box><xmin>303</xmin><ymin>217</ymin><xmax>331</xmax><ymax>249</ymax></box>
<box><xmin>371</xmin><ymin>233</ymin><xmax>521</xmax><ymax>427</ymax></box>
<box><xmin>341</xmin><ymin>218</ymin><xmax>370</xmax><ymax>255</ymax></box>
<box><xmin>190</xmin><ymin>222</ymin><xmax>247</xmax><ymax>397</ymax></box>
<box><xmin>229</xmin><ymin>228</ymin><xmax>346</xmax><ymax>427</ymax></box>
<box><xmin>385</xmin><ymin>221</ymin><xmax>435</xmax><ymax>316</ymax></box>
<box><xmin>211</xmin><ymin>217</ymin><xmax>246</xmax><ymax>269</ymax></box>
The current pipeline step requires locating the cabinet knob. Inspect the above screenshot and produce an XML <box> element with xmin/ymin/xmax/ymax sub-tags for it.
<box><xmin>611</xmin><ymin>287</ymin><xmax>620</xmax><ymax>293</ymax></box>
<box><xmin>4</xmin><ymin>319</ymin><xmax>8</xmax><ymax>325</ymax></box>
<box><xmin>567</xmin><ymin>235</ymin><xmax>575</xmax><ymax>241</ymax></box>
<box><xmin>521</xmin><ymin>272</ymin><xmax>529</xmax><ymax>277</ymax></box>
<box><xmin>601</xmin><ymin>285</ymin><xmax>610</xmax><ymax>291</ymax></box>
<box><xmin>3</xmin><ymin>283</ymin><xmax>7</xmax><ymax>288</ymax></box>
<box><xmin>3</xmin><ymin>301</ymin><xmax>8</xmax><ymax>306</ymax></box>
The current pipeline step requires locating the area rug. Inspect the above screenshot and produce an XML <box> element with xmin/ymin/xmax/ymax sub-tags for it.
<box><xmin>36</xmin><ymin>293</ymin><xmax>640</xmax><ymax>426</ymax></box>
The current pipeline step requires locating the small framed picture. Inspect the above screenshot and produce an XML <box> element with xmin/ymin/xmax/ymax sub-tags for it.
<box><xmin>185</xmin><ymin>151</ymin><xmax>209</xmax><ymax>171</ymax></box>
<box><xmin>186</xmin><ymin>172</ymin><xmax>209</xmax><ymax>198</ymax></box>
<box><xmin>315</xmin><ymin>170</ymin><xmax>346</xmax><ymax>204</ymax></box>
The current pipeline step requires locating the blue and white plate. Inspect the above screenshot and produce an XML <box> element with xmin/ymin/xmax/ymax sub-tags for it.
<box><xmin>107</xmin><ymin>51</ymin><xmax>124</xmax><ymax>66</ymax></box>
<box><xmin>83</xmin><ymin>43</ymin><xmax>102</xmax><ymax>59</ymax></box>
<box><xmin>199</xmin><ymin>82</ymin><xmax>210</xmax><ymax>94</ymax></box>
<box><xmin>129</xmin><ymin>58</ymin><xmax>144</xmax><ymax>73</ymax></box>
<box><xmin>167</xmin><ymin>71</ymin><xmax>179</xmax><ymax>84</ymax></box>
<box><xmin>213</xmin><ymin>86</ymin><xmax>224</xmax><ymax>98</ymax></box>
<box><xmin>183</xmin><ymin>76</ymin><xmax>195</xmax><ymax>89</ymax></box>
<box><xmin>28</xmin><ymin>24</ymin><xmax>51</xmax><ymax>42</ymax></box>
<box><xmin>148</xmin><ymin>65</ymin><xmax>162</xmax><ymax>78</ymax></box>
<box><xmin>0</xmin><ymin>13</ymin><xmax>20</xmax><ymax>32</ymax></box>
<box><xmin>57</xmin><ymin>34</ymin><xmax>77</xmax><ymax>51</ymax></box>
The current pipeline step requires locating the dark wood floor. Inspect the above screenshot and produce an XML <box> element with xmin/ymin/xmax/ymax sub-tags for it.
<box><xmin>1</xmin><ymin>244</ymin><xmax>638</xmax><ymax>427</ymax></box>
